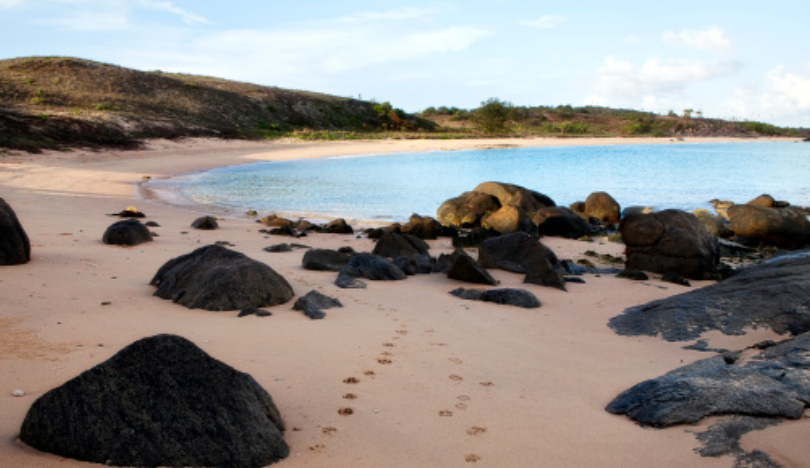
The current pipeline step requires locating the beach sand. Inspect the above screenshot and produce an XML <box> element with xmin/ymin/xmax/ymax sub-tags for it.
<box><xmin>1</xmin><ymin>136</ymin><xmax>806</xmax><ymax>468</ymax></box>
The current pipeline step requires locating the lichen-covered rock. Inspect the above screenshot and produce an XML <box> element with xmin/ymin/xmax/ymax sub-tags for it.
<box><xmin>620</xmin><ymin>209</ymin><xmax>719</xmax><ymax>280</ymax></box>
<box><xmin>150</xmin><ymin>244</ymin><xmax>294</xmax><ymax>311</ymax></box>
<box><xmin>584</xmin><ymin>191</ymin><xmax>621</xmax><ymax>223</ymax></box>
<box><xmin>19</xmin><ymin>334</ymin><xmax>288</xmax><ymax>468</ymax></box>
<box><xmin>727</xmin><ymin>204</ymin><xmax>810</xmax><ymax>248</ymax></box>
<box><xmin>0</xmin><ymin>198</ymin><xmax>30</xmax><ymax>265</ymax></box>
<box><xmin>436</xmin><ymin>191</ymin><xmax>501</xmax><ymax>227</ymax></box>
<box><xmin>102</xmin><ymin>219</ymin><xmax>153</xmax><ymax>246</ymax></box>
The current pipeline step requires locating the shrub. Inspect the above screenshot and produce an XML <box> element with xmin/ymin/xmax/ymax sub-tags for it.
<box><xmin>474</xmin><ymin>97</ymin><xmax>512</xmax><ymax>134</ymax></box>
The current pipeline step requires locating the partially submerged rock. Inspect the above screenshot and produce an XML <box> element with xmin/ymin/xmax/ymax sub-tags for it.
<box><xmin>102</xmin><ymin>219</ymin><xmax>153</xmax><ymax>246</ymax></box>
<box><xmin>608</xmin><ymin>251</ymin><xmax>810</xmax><ymax>341</ymax></box>
<box><xmin>0</xmin><ymin>197</ymin><xmax>31</xmax><ymax>265</ymax></box>
<box><xmin>450</xmin><ymin>287</ymin><xmax>540</xmax><ymax>308</ymax></box>
<box><xmin>151</xmin><ymin>244</ymin><xmax>294</xmax><ymax>311</ymax></box>
<box><xmin>293</xmin><ymin>290</ymin><xmax>343</xmax><ymax>320</ymax></box>
<box><xmin>19</xmin><ymin>334</ymin><xmax>288</xmax><ymax>468</ymax></box>
<box><xmin>727</xmin><ymin>204</ymin><xmax>810</xmax><ymax>248</ymax></box>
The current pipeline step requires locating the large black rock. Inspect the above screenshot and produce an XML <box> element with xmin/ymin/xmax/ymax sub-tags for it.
<box><xmin>450</xmin><ymin>287</ymin><xmax>540</xmax><ymax>308</ymax></box>
<box><xmin>102</xmin><ymin>219</ymin><xmax>153</xmax><ymax>246</ymax></box>
<box><xmin>292</xmin><ymin>290</ymin><xmax>343</xmax><ymax>320</ymax></box>
<box><xmin>338</xmin><ymin>252</ymin><xmax>407</xmax><ymax>281</ymax></box>
<box><xmin>608</xmin><ymin>251</ymin><xmax>810</xmax><ymax>341</ymax></box>
<box><xmin>19</xmin><ymin>334</ymin><xmax>288</xmax><ymax>468</ymax></box>
<box><xmin>478</xmin><ymin>232</ymin><xmax>566</xmax><ymax>290</ymax></box>
<box><xmin>0</xmin><ymin>198</ymin><xmax>30</xmax><ymax>265</ymax></box>
<box><xmin>302</xmin><ymin>248</ymin><xmax>353</xmax><ymax>271</ymax></box>
<box><xmin>371</xmin><ymin>232</ymin><xmax>429</xmax><ymax>259</ymax></box>
<box><xmin>150</xmin><ymin>245</ymin><xmax>294</xmax><ymax>311</ymax></box>
<box><xmin>446</xmin><ymin>249</ymin><xmax>498</xmax><ymax>285</ymax></box>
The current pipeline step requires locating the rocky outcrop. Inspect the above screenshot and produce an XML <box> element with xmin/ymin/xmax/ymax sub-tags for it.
<box><xmin>436</xmin><ymin>191</ymin><xmax>501</xmax><ymax>227</ymax></box>
<box><xmin>302</xmin><ymin>248</ymin><xmax>353</xmax><ymax>271</ymax></box>
<box><xmin>606</xmin><ymin>353</ymin><xmax>807</xmax><ymax>427</ymax></box>
<box><xmin>191</xmin><ymin>215</ymin><xmax>219</xmax><ymax>230</ymax></box>
<box><xmin>150</xmin><ymin>245</ymin><xmax>294</xmax><ymax>311</ymax></box>
<box><xmin>692</xmin><ymin>208</ymin><xmax>732</xmax><ymax>238</ymax></box>
<box><xmin>584</xmin><ymin>191</ymin><xmax>621</xmax><ymax>223</ymax></box>
<box><xmin>19</xmin><ymin>334</ymin><xmax>288</xmax><ymax>468</ymax></box>
<box><xmin>102</xmin><ymin>219</ymin><xmax>153</xmax><ymax>246</ymax></box>
<box><xmin>473</xmin><ymin>182</ymin><xmax>555</xmax><ymax>217</ymax></box>
<box><xmin>0</xmin><ymin>198</ymin><xmax>30</xmax><ymax>265</ymax></box>
<box><xmin>371</xmin><ymin>232</ymin><xmax>429</xmax><ymax>259</ymax></box>
<box><xmin>401</xmin><ymin>214</ymin><xmax>446</xmax><ymax>239</ymax></box>
<box><xmin>727</xmin><ymin>204</ymin><xmax>810</xmax><ymax>248</ymax></box>
<box><xmin>450</xmin><ymin>287</ymin><xmax>541</xmax><ymax>308</ymax></box>
<box><xmin>292</xmin><ymin>290</ymin><xmax>343</xmax><ymax>320</ymax></box>
<box><xmin>532</xmin><ymin>206</ymin><xmax>591</xmax><ymax>239</ymax></box>
<box><xmin>446</xmin><ymin>249</ymin><xmax>498</xmax><ymax>285</ymax></box>
<box><xmin>620</xmin><ymin>209</ymin><xmax>719</xmax><ymax>280</ymax></box>
<box><xmin>608</xmin><ymin>251</ymin><xmax>810</xmax><ymax>341</ymax></box>
<box><xmin>478</xmin><ymin>232</ymin><xmax>566</xmax><ymax>290</ymax></box>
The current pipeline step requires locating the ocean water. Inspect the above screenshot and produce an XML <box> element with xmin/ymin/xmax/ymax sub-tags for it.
<box><xmin>147</xmin><ymin>141</ymin><xmax>810</xmax><ymax>223</ymax></box>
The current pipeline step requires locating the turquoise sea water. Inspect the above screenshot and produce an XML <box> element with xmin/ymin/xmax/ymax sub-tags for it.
<box><xmin>148</xmin><ymin>142</ymin><xmax>810</xmax><ymax>223</ymax></box>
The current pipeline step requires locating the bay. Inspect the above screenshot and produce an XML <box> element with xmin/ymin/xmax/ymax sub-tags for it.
<box><xmin>148</xmin><ymin>141</ymin><xmax>810</xmax><ymax>223</ymax></box>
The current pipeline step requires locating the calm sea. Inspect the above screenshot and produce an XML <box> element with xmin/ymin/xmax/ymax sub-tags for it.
<box><xmin>147</xmin><ymin>141</ymin><xmax>810</xmax><ymax>223</ymax></box>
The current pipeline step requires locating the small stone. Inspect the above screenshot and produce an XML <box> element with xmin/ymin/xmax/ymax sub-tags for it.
<box><xmin>12</xmin><ymin>389</ymin><xmax>24</xmax><ymax>397</ymax></box>
<box><xmin>101</xmin><ymin>301</ymin><xmax>112</xmax><ymax>306</ymax></box>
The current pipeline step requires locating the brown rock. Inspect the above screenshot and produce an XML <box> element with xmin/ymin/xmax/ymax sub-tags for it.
<box><xmin>481</xmin><ymin>205</ymin><xmax>537</xmax><ymax>235</ymax></box>
<box><xmin>584</xmin><ymin>191</ymin><xmax>621</xmax><ymax>223</ymax></box>
<box><xmin>436</xmin><ymin>191</ymin><xmax>501</xmax><ymax>227</ymax></box>
<box><xmin>473</xmin><ymin>182</ymin><xmax>555</xmax><ymax>217</ymax></box>
<box><xmin>727</xmin><ymin>205</ymin><xmax>810</xmax><ymax>248</ymax></box>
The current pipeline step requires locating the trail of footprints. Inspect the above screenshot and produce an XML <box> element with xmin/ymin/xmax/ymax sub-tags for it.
<box><xmin>320</xmin><ymin>317</ymin><xmax>489</xmax><ymax>463</ymax></box>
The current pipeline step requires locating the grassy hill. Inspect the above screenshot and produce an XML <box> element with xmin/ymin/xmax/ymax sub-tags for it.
<box><xmin>0</xmin><ymin>56</ymin><xmax>435</xmax><ymax>152</ymax></box>
<box><xmin>0</xmin><ymin>56</ymin><xmax>806</xmax><ymax>153</ymax></box>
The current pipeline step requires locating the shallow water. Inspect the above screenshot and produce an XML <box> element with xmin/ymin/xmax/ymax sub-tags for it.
<box><xmin>147</xmin><ymin>141</ymin><xmax>810</xmax><ymax>223</ymax></box>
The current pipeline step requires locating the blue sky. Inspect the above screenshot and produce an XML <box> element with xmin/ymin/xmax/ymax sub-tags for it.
<box><xmin>1</xmin><ymin>0</ymin><xmax>809</xmax><ymax>126</ymax></box>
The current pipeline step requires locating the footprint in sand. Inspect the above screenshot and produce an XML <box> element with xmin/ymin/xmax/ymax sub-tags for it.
<box><xmin>466</xmin><ymin>426</ymin><xmax>487</xmax><ymax>436</ymax></box>
<box><xmin>449</xmin><ymin>357</ymin><xmax>463</xmax><ymax>365</ymax></box>
<box><xmin>479</xmin><ymin>381</ymin><xmax>494</xmax><ymax>387</ymax></box>
<box><xmin>439</xmin><ymin>410</ymin><xmax>454</xmax><ymax>417</ymax></box>
<box><xmin>395</xmin><ymin>330</ymin><xmax>408</xmax><ymax>335</ymax></box>
<box><xmin>322</xmin><ymin>427</ymin><xmax>338</xmax><ymax>435</ymax></box>
<box><xmin>338</xmin><ymin>407</ymin><xmax>354</xmax><ymax>415</ymax></box>
<box><xmin>309</xmin><ymin>444</ymin><xmax>326</xmax><ymax>452</ymax></box>
<box><xmin>364</xmin><ymin>370</ymin><xmax>375</xmax><ymax>376</ymax></box>
<box><xmin>465</xmin><ymin>454</ymin><xmax>481</xmax><ymax>463</ymax></box>
<box><xmin>449</xmin><ymin>374</ymin><xmax>463</xmax><ymax>382</ymax></box>
<box><xmin>383</xmin><ymin>342</ymin><xmax>395</xmax><ymax>347</ymax></box>
<box><xmin>377</xmin><ymin>358</ymin><xmax>393</xmax><ymax>365</ymax></box>
<box><xmin>343</xmin><ymin>393</ymin><xmax>358</xmax><ymax>400</ymax></box>
<box><xmin>455</xmin><ymin>403</ymin><xmax>468</xmax><ymax>410</ymax></box>
<box><xmin>343</xmin><ymin>377</ymin><xmax>360</xmax><ymax>384</ymax></box>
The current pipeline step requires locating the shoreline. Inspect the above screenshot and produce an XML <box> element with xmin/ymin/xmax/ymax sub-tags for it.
<box><xmin>1</xmin><ymin>135</ymin><xmax>806</xmax><ymax>468</ymax></box>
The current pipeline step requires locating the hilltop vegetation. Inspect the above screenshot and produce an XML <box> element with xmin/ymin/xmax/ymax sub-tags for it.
<box><xmin>0</xmin><ymin>57</ymin><xmax>806</xmax><ymax>152</ymax></box>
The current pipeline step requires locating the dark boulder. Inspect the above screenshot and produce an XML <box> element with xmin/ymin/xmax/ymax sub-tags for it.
<box><xmin>620</xmin><ymin>209</ymin><xmax>719</xmax><ymax>280</ymax></box>
<box><xmin>478</xmin><ymin>232</ymin><xmax>566</xmax><ymax>290</ymax></box>
<box><xmin>450</xmin><ymin>287</ymin><xmax>541</xmax><ymax>308</ymax></box>
<box><xmin>0</xmin><ymin>198</ymin><xmax>30</xmax><ymax>265</ymax></box>
<box><xmin>451</xmin><ymin>226</ymin><xmax>499</xmax><ymax>248</ymax></box>
<box><xmin>608</xmin><ymin>251</ymin><xmax>810</xmax><ymax>341</ymax></box>
<box><xmin>481</xmin><ymin>205</ymin><xmax>538</xmax><ymax>235</ymax></box>
<box><xmin>191</xmin><ymin>216</ymin><xmax>219</xmax><ymax>230</ymax></box>
<box><xmin>371</xmin><ymin>232</ymin><xmax>429</xmax><ymax>259</ymax></box>
<box><xmin>446</xmin><ymin>249</ymin><xmax>498</xmax><ymax>285</ymax></box>
<box><xmin>606</xmin><ymin>355</ymin><xmax>806</xmax><ymax>427</ymax></box>
<box><xmin>532</xmin><ymin>206</ymin><xmax>591</xmax><ymax>239</ymax></box>
<box><xmin>102</xmin><ymin>219</ymin><xmax>153</xmax><ymax>246</ymax></box>
<box><xmin>19</xmin><ymin>334</ymin><xmax>288</xmax><ymax>468</ymax></box>
<box><xmin>293</xmin><ymin>219</ymin><xmax>319</xmax><ymax>232</ymax></box>
<box><xmin>727</xmin><ymin>204</ymin><xmax>810</xmax><ymax>248</ymax></box>
<box><xmin>584</xmin><ymin>191</ymin><xmax>621</xmax><ymax>223</ymax></box>
<box><xmin>401</xmin><ymin>214</ymin><xmax>445</xmax><ymax>239</ymax></box>
<box><xmin>338</xmin><ymin>253</ymin><xmax>406</xmax><ymax>282</ymax></box>
<box><xmin>473</xmin><ymin>181</ymin><xmax>555</xmax><ymax>217</ymax></box>
<box><xmin>394</xmin><ymin>254</ymin><xmax>434</xmax><ymax>276</ymax></box>
<box><xmin>322</xmin><ymin>218</ymin><xmax>354</xmax><ymax>234</ymax></box>
<box><xmin>436</xmin><ymin>191</ymin><xmax>501</xmax><ymax>227</ymax></box>
<box><xmin>302</xmin><ymin>248</ymin><xmax>353</xmax><ymax>271</ymax></box>
<box><xmin>292</xmin><ymin>290</ymin><xmax>343</xmax><ymax>320</ymax></box>
<box><xmin>150</xmin><ymin>245</ymin><xmax>294</xmax><ymax>311</ymax></box>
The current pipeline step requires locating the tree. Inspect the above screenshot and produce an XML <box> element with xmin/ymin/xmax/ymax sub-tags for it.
<box><xmin>683</xmin><ymin>108</ymin><xmax>694</xmax><ymax>119</ymax></box>
<box><xmin>475</xmin><ymin>98</ymin><xmax>512</xmax><ymax>134</ymax></box>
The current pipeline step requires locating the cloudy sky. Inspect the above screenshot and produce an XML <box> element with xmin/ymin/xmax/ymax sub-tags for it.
<box><xmin>1</xmin><ymin>0</ymin><xmax>808</xmax><ymax>126</ymax></box>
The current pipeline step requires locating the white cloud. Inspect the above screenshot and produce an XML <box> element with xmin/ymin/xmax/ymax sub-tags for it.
<box><xmin>593</xmin><ymin>56</ymin><xmax>741</xmax><ymax>98</ymax></box>
<box><xmin>140</xmin><ymin>0</ymin><xmax>208</xmax><ymax>25</ymax></box>
<box><xmin>519</xmin><ymin>15</ymin><xmax>564</xmax><ymax>29</ymax></box>
<box><xmin>335</xmin><ymin>7</ymin><xmax>436</xmax><ymax>23</ymax></box>
<box><xmin>663</xmin><ymin>27</ymin><xmax>732</xmax><ymax>53</ymax></box>
<box><xmin>722</xmin><ymin>64</ymin><xmax>810</xmax><ymax>125</ymax></box>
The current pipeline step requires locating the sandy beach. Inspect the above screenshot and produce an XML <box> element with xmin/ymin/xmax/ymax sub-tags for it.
<box><xmin>1</xmin><ymin>136</ymin><xmax>806</xmax><ymax>468</ymax></box>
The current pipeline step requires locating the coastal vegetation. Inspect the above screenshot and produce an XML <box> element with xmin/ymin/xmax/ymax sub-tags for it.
<box><xmin>0</xmin><ymin>56</ymin><xmax>807</xmax><ymax>152</ymax></box>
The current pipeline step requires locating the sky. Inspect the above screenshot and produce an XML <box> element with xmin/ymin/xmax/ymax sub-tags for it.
<box><xmin>1</xmin><ymin>0</ymin><xmax>809</xmax><ymax>127</ymax></box>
